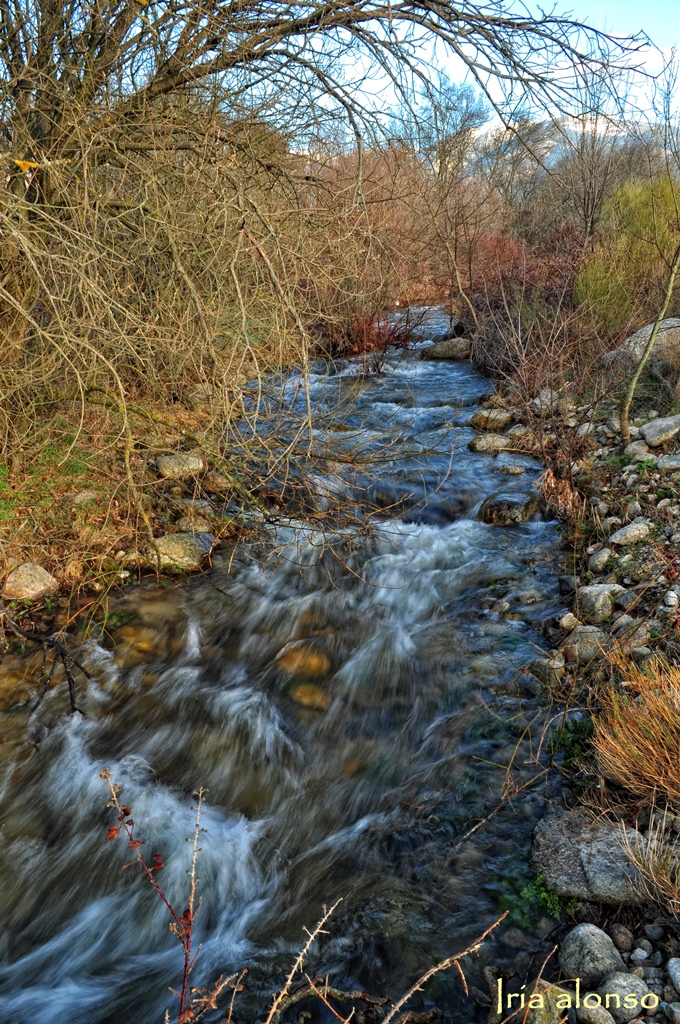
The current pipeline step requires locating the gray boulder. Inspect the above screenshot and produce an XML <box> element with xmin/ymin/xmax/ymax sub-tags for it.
<box><xmin>150</xmin><ymin>532</ymin><xmax>214</xmax><ymax>571</ymax></box>
<box><xmin>156</xmin><ymin>453</ymin><xmax>204</xmax><ymax>479</ymax></box>
<box><xmin>609</xmin><ymin>521</ymin><xmax>650</xmax><ymax>546</ymax></box>
<box><xmin>468</xmin><ymin>434</ymin><xmax>512</xmax><ymax>453</ymax></box>
<box><xmin>596</xmin><ymin>973</ymin><xmax>651</xmax><ymax>1023</ymax></box>
<box><xmin>481</xmin><ymin>493</ymin><xmax>541</xmax><ymax>525</ymax></box>
<box><xmin>421</xmin><ymin>336</ymin><xmax>471</xmax><ymax>360</ymax></box>
<box><xmin>640</xmin><ymin>414</ymin><xmax>680</xmax><ymax>447</ymax></box>
<box><xmin>559</xmin><ymin>924</ymin><xmax>625</xmax><ymax>988</ymax></box>
<box><xmin>575</xmin><ymin>584</ymin><xmax>626</xmax><ymax>624</ymax></box>
<box><xmin>470</xmin><ymin>408</ymin><xmax>514</xmax><ymax>431</ymax></box>
<box><xmin>613</xmin><ymin>318</ymin><xmax>680</xmax><ymax>365</ymax></box>
<box><xmin>2</xmin><ymin>563</ymin><xmax>59</xmax><ymax>601</ymax></box>
<box><xmin>530</xmin><ymin>811</ymin><xmax>645</xmax><ymax>905</ymax></box>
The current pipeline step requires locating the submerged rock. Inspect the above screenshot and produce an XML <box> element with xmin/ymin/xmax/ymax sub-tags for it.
<box><xmin>2</xmin><ymin>563</ymin><xmax>59</xmax><ymax>601</ymax></box>
<box><xmin>559</xmin><ymin>924</ymin><xmax>625</xmax><ymax>988</ymax></box>
<box><xmin>531</xmin><ymin>812</ymin><xmax>645</xmax><ymax>905</ymax></box>
<box><xmin>482</xmin><ymin>493</ymin><xmax>541</xmax><ymax>525</ymax></box>
<box><xmin>277</xmin><ymin>645</ymin><xmax>331</xmax><ymax>678</ymax></box>
<box><xmin>289</xmin><ymin>683</ymin><xmax>332</xmax><ymax>710</ymax></box>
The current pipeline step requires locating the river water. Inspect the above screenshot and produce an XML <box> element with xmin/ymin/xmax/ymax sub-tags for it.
<box><xmin>0</xmin><ymin>310</ymin><xmax>569</xmax><ymax>1023</ymax></box>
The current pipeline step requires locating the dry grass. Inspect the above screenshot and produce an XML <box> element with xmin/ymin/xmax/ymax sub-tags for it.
<box><xmin>592</xmin><ymin>655</ymin><xmax>680</xmax><ymax>807</ymax></box>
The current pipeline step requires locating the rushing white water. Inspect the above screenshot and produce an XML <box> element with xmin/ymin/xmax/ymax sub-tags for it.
<box><xmin>0</xmin><ymin>309</ymin><xmax>568</xmax><ymax>1024</ymax></box>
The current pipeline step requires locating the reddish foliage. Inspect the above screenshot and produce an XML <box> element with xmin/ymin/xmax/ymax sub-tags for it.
<box><xmin>342</xmin><ymin>314</ymin><xmax>412</xmax><ymax>357</ymax></box>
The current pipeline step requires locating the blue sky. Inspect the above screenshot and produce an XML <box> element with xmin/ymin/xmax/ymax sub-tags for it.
<box><xmin>550</xmin><ymin>0</ymin><xmax>678</xmax><ymax>69</ymax></box>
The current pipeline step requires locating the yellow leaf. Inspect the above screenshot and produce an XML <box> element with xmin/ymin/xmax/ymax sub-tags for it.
<box><xmin>14</xmin><ymin>159</ymin><xmax>38</xmax><ymax>173</ymax></box>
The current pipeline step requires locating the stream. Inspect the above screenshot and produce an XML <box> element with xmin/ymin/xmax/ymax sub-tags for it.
<box><xmin>0</xmin><ymin>309</ymin><xmax>570</xmax><ymax>1023</ymax></box>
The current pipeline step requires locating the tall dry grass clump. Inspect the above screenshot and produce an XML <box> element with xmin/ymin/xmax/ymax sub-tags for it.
<box><xmin>593</xmin><ymin>657</ymin><xmax>680</xmax><ymax>807</ymax></box>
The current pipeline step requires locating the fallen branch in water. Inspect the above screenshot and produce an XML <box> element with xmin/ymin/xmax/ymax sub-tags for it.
<box><xmin>0</xmin><ymin>603</ymin><xmax>90</xmax><ymax>714</ymax></box>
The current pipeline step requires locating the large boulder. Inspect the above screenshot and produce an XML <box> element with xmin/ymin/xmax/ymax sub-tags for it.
<box><xmin>481</xmin><ymin>493</ymin><xmax>541</xmax><ymax>525</ymax></box>
<box><xmin>640</xmin><ymin>414</ymin><xmax>680</xmax><ymax>447</ymax></box>
<box><xmin>559</xmin><ymin>924</ymin><xmax>625</xmax><ymax>989</ymax></box>
<box><xmin>421</xmin><ymin>336</ymin><xmax>471</xmax><ymax>360</ymax></box>
<box><xmin>575</xmin><ymin>584</ymin><xmax>626</xmax><ymax>624</ymax></box>
<box><xmin>530</xmin><ymin>812</ymin><xmax>645</xmax><ymax>905</ymax></box>
<box><xmin>2</xmin><ymin>563</ymin><xmax>59</xmax><ymax>601</ymax></box>
<box><xmin>605</xmin><ymin>318</ymin><xmax>680</xmax><ymax>365</ymax></box>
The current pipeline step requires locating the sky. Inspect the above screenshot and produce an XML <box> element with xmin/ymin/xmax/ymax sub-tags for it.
<box><xmin>540</xmin><ymin>0</ymin><xmax>678</xmax><ymax>73</ymax></box>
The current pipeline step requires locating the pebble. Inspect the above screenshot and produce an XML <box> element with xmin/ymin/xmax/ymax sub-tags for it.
<box><xmin>630</xmin><ymin>948</ymin><xmax>650</xmax><ymax>963</ymax></box>
<box><xmin>665</xmin><ymin>1004</ymin><xmax>680</xmax><ymax>1024</ymax></box>
<box><xmin>560</xmin><ymin>612</ymin><xmax>581</xmax><ymax>631</ymax></box>
<box><xmin>609</xmin><ymin>924</ymin><xmax>635</xmax><ymax>952</ymax></box>
<box><xmin>664</xmin><ymin>592</ymin><xmax>679</xmax><ymax>608</ymax></box>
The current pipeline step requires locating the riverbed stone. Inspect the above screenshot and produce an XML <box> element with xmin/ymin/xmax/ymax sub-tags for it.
<box><xmin>576</xmin><ymin>1004</ymin><xmax>616</xmax><ymax>1024</ymax></box>
<box><xmin>176</xmin><ymin>515</ymin><xmax>212</xmax><ymax>533</ymax></box>
<box><xmin>623</xmin><ymin>439</ymin><xmax>650</xmax><ymax>460</ymax></box>
<box><xmin>608</xmin><ymin>924</ymin><xmax>634</xmax><ymax>952</ymax></box>
<box><xmin>470</xmin><ymin>408</ymin><xmax>514</xmax><ymax>431</ymax></box>
<box><xmin>422</xmin><ymin>336</ymin><xmax>471</xmax><ymax>360</ymax></box>
<box><xmin>530</xmin><ymin>812</ymin><xmax>645</xmax><ymax>905</ymax></box>
<box><xmin>156</xmin><ymin>453</ymin><xmax>204</xmax><ymax>479</ymax></box>
<box><xmin>277</xmin><ymin>645</ymin><xmax>331</xmax><ymax>678</ymax></box>
<box><xmin>531</xmin><ymin>388</ymin><xmax>560</xmax><ymax>416</ymax></box>
<box><xmin>528</xmin><ymin>657</ymin><xmax>565</xmax><ymax>689</ymax></box>
<box><xmin>559</xmin><ymin>924</ymin><xmax>625</xmax><ymax>988</ymax></box>
<box><xmin>289</xmin><ymin>683</ymin><xmax>332</xmax><ymax>710</ymax></box>
<box><xmin>482</xmin><ymin>493</ymin><xmax>541</xmax><ymax>525</ymax></box>
<box><xmin>596</xmin><ymin>972</ymin><xmax>651</xmax><ymax>1023</ymax></box>
<box><xmin>656</xmin><ymin>454</ymin><xmax>680</xmax><ymax>472</ymax></box>
<box><xmin>588</xmin><ymin>548</ymin><xmax>612</xmax><ymax>574</ymax></box>
<box><xmin>667</xmin><ymin>960</ymin><xmax>680</xmax><ymax>993</ymax></box>
<box><xmin>609</xmin><ymin>521</ymin><xmax>650</xmax><ymax>546</ymax></box>
<box><xmin>560</xmin><ymin>625</ymin><xmax>607</xmax><ymax>663</ymax></box>
<box><xmin>2</xmin><ymin>563</ymin><xmax>59</xmax><ymax>601</ymax></box>
<box><xmin>150</xmin><ymin>532</ymin><xmax>214</xmax><ymax>570</ymax></box>
<box><xmin>640</xmin><ymin>415</ymin><xmax>680</xmax><ymax>447</ymax></box>
<box><xmin>201</xmin><ymin>470</ymin><xmax>232</xmax><ymax>494</ymax></box>
<box><xmin>468</xmin><ymin>434</ymin><xmax>512</xmax><ymax>453</ymax></box>
<box><xmin>575</xmin><ymin>584</ymin><xmax>625</xmax><ymax>624</ymax></box>
<box><xmin>488</xmin><ymin>980</ymin><xmax>579</xmax><ymax>1024</ymax></box>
